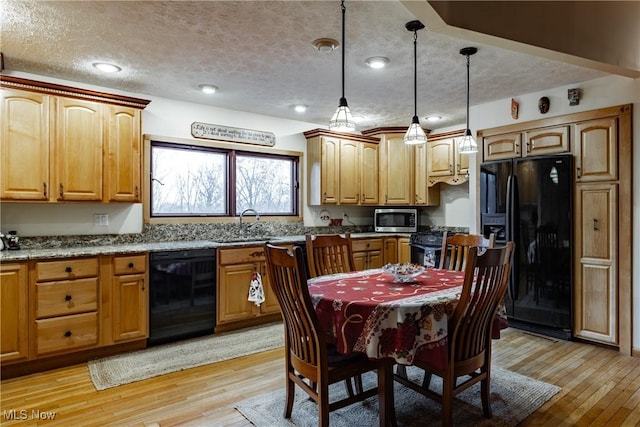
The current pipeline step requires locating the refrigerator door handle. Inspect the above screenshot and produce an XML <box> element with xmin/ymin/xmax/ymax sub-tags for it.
<box><xmin>505</xmin><ymin>173</ymin><xmax>519</xmax><ymax>300</ymax></box>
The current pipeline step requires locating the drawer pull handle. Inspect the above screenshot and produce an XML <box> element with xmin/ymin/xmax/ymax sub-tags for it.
<box><xmin>128</xmin><ymin>262</ymin><xmax>135</xmax><ymax>268</ymax></box>
<box><xmin>64</xmin><ymin>294</ymin><xmax>72</xmax><ymax>302</ymax></box>
<box><xmin>64</xmin><ymin>330</ymin><xmax>72</xmax><ymax>338</ymax></box>
<box><xmin>65</xmin><ymin>266</ymin><xmax>73</xmax><ymax>273</ymax></box>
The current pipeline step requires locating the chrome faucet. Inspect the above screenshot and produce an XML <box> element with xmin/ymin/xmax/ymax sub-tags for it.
<box><xmin>239</xmin><ymin>208</ymin><xmax>260</xmax><ymax>236</ymax></box>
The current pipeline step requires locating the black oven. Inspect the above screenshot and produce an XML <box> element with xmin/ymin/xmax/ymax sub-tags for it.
<box><xmin>410</xmin><ymin>232</ymin><xmax>443</xmax><ymax>267</ymax></box>
<box><xmin>148</xmin><ymin>249</ymin><xmax>216</xmax><ymax>346</ymax></box>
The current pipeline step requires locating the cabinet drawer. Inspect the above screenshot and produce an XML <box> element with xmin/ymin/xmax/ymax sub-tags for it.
<box><xmin>218</xmin><ymin>246</ymin><xmax>266</xmax><ymax>265</ymax></box>
<box><xmin>352</xmin><ymin>239</ymin><xmax>383</xmax><ymax>252</ymax></box>
<box><xmin>36</xmin><ymin>278</ymin><xmax>98</xmax><ymax>318</ymax></box>
<box><xmin>35</xmin><ymin>258</ymin><xmax>98</xmax><ymax>281</ymax></box>
<box><xmin>113</xmin><ymin>254</ymin><xmax>147</xmax><ymax>275</ymax></box>
<box><xmin>35</xmin><ymin>312</ymin><xmax>98</xmax><ymax>355</ymax></box>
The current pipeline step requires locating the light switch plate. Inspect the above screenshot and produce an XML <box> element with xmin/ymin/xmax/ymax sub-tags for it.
<box><xmin>94</xmin><ymin>213</ymin><xmax>109</xmax><ymax>226</ymax></box>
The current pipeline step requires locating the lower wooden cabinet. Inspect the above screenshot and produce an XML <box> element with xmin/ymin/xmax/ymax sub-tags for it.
<box><xmin>217</xmin><ymin>245</ymin><xmax>281</xmax><ymax>327</ymax></box>
<box><xmin>352</xmin><ymin>238</ymin><xmax>384</xmax><ymax>270</ymax></box>
<box><xmin>397</xmin><ymin>237</ymin><xmax>411</xmax><ymax>264</ymax></box>
<box><xmin>0</xmin><ymin>263</ymin><xmax>29</xmax><ymax>363</ymax></box>
<box><xmin>383</xmin><ymin>238</ymin><xmax>398</xmax><ymax>264</ymax></box>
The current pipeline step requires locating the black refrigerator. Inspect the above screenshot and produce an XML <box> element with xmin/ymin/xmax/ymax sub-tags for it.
<box><xmin>480</xmin><ymin>154</ymin><xmax>573</xmax><ymax>340</ymax></box>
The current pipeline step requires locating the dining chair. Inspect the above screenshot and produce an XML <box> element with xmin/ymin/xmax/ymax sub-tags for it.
<box><xmin>264</xmin><ymin>243</ymin><xmax>380</xmax><ymax>427</ymax></box>
<box><xmin>394</xmin><ymin>242</ymin><xmax>514</xmax><ymax>427</ymax></box>
<box><xmin>438</xmin><ymin>231</ymin><xmax>496</xmax><ymax>271</ymax></box>
<box><xmin>305</xmin><ymin>233</ymin><xmax>356</xmax><ymax>277</ymax></box>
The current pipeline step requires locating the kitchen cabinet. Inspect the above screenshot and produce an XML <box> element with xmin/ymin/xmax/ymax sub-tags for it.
<box><xmin>217</xmin><ymin>245</ymin><xmax>282</xmax><ymax>329</ymax></box>
<box><xmin>104</xmin><ymin>254</ymin><xmax>148</xmax><ymax>344</ymax></box>
<box><xmin>482</xmin><ymin>125</ymin><xmax>569</xmax><ymax>162</ymax></box>
<box><xmin>414</xmin><ymin>142</ymin><xmax>440</xmax><ymax>206</ymax></box>
<box><xmin>398</xmin><ymin>237</ymin><xmax>411</xmax><ymax>264</ymax></box>
<box><xmin>383</xmin><ymin>238</ymin><xmax>398</xmax><ymax>264</ymax></box>
<box><xmin>427</xmin><ymin>130</ymin><xmax>470</xmax><ymax>186</ymax></box>
<box><xmin>574</xmin><ymin>183</ymin><xmax>617</xmax><ymax>345</ymax></box>
<box><xmin>305</xmin><ymin>129</ymin><xmax>380</xmax><ymax>205</ymax></box>
<box><xmin>1</xmin><ymin>263</ymin><xmax>29</xmax><ymax>363</ymax></box>
<box><xmin>376</xmin><ymin>131</ymin><xmax>414</xmax><ymax>205</ymax></box>
<box><xmin>0</xmin><ymin>77</ymin><xmax>149</xmax><ymax>203</ymax></box>
<box><xmin>352</xmin><ymin>238</ymin><xmax>384</xmax><ymax>270</ymax></box>
<box><xmin>32</xmin><ymin>257</ymin><xmax>99</xmax><ymax>356</ymax></box>
<box><xmin>574</xmin><ymin>117</ymin><xmax>617</xmax><ymax>182</ymax></box>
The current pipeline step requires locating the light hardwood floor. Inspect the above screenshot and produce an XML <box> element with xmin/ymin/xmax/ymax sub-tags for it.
<box><xmin>1</xmin><ymin>328</ymin><xmax>639</xmax><ymax>426</ymax></box>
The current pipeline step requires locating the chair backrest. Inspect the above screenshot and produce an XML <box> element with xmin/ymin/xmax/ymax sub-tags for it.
<box><xmin>305</xmin><ymin>233</ymin><xmax>356</xmax><ymax>278</ymax></box>
<box><xmin>439</xmin><ymin>231</ymin><xmax>496</xmax><ymax>271</ymax></box>
<box><xmin>264</xmin><ymin>243</ymin><xmax>326</xmax><ymax>375</ymax></box>
<box><xmin>449</xmin><ymin>242</ymin><xmax>514</xmax><ymax>364</ymax></box>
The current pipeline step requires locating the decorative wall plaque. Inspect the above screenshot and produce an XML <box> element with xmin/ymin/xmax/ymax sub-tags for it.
<box><xmin>191</xmin><ymin>122</ymin><xmax>276</xmax><ymax>146</ymax></box>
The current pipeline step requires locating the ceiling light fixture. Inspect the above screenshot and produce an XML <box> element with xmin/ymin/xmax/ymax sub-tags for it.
<box><xmin>425</xmin><ymin>115</ymin><xmax>443</xmax><ymax>123</ymax></box>
<box><xmin>198</xmin><ymin>84</ymin><xmax>218</xmax><ymax>94</ymax></box>
<box><xmin>365</xmin><ymin>56</ymin><xmax>389</xmax><ymax>69</ymax></box>
<box><xmin>328</xmin><ymin>0</ymin><xmax>356</xmax><ymax>133</ymax></box>
<box><xmin>92</xmin><ymin>62</ymin><xmax>121</xmax><ymax>73</ymax></box>
<box><xmin>403</xmin><ymin>20</ymin><xmax>427</xmax><ymax>145</ymax></box>
<box><xmin>457</xmin><ymin>47</ymin><xmax>479</xmax><ymax>153</ymax></box>
<box><xmin>312</xmin><ymin>38</ymin><xmax>339</xmax><ymax>52</ymax></box>
<box><xmin>294</xmin><ymin>104</ymin><xmax>307</xmax><ymax>113</ymax></box>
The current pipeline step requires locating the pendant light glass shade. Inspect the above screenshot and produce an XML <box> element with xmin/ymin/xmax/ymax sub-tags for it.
<box><xmin>329</xmin><ymin>1</ymin><xmax>356</xmax><ymax>132</ymax></box>
<box><xmin>457</xmin><ymin>47</ymin><xmax>478</xmax><ymax>153</ymax></box>
<box><xmin>404</xmin><ymin>20</ymin><xmax>426</xmax><ymax>145</ymax></box>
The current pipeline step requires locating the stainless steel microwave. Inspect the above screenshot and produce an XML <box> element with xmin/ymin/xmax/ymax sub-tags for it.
<box><xmin>374</xmin><ymin>208</ymin><xmax>418</xmax><ymax>233</ymax></box>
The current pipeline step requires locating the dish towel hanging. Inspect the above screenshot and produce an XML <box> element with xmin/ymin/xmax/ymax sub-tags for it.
<box><xmin>248</xmin><ymin>272</ymin><xmax>265</xmax><ymax>306</ymax></box>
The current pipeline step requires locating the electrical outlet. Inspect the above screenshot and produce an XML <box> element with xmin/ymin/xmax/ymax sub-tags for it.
<box><xmin>343</xmin><ymin>212</ymin><xmax>349</xmax><ymax>219</ymax></box>
<box><xmin>94</xmin><ymin>213</ymin><xmax>109</xmax><ymax>226</ymax></box>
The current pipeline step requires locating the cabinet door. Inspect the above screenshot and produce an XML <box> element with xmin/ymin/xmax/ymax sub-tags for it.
<box><xmin>575</xmin><ymin>118</ymin><xmax>617</xmax><ymax>182</ymax></box>
<box><xmin>483</xmin><ymin>132</ymin><xmax>522</xmax><ymax>161</ymax></box>
<box><xmin>54</xmin><ymin>97</ymin><xmax>103</xmax><ymax>201</ymax></box>
<box><xmin>523</xmin><ymin>125</ymin><xmax>569</xmax><ymax>157</ymax></box>
<box><xmin>414</xmin><ymin>143</ymin><xmax>439</xmax><ymax>205</ymax></box>
<box><xmin>339</xmin><ymin>139</ymin><xmax>359</xmax><ymax>204</ymax></box>
<box><xmin>428</xmin><ymin>138</ymin><xmax>454</xmax><ymax>177</ymax></box>
<box><xmin>360</xmin><ymin>142</ymin><xmax>379</xmax><ymax>205</ymax></box>
<box><xmin>106</xmin><ymin>105</ymin><xmax>141</xmax><ymax>202</ymax></box>
<box><xmin>112</xmin><ymin>273</ymin><xmax>148</xmax><ymax>342</ymax></box>
<box><xmin>218</xmin><ymin>263</ymin><xmax>259</xmax><ymax>324</ymax></box>
<box><xmin>0</xmin><ymin>263</ymin><xmax>28</xmax><ymax>363</ymax></box>
<box><xmin>381</xmin><ymin>135</ymin><xmax>412</xmax><ymax>205</ymax></box>
<box><xmin>320</xmin><ymin>136</ymin><xmax>340</xmax><ymax>204</ymax></box>
<box><xmin>1</xmin><ymin>89</ymin><xmax>50</xmax><ymax>201</ymax></box>
<box><xmin>574</xmin><ymin>183</ymin><xmax>617</xmax><ymax>345</ymax></box>
<box><xmin>398</xmin><ymin>238</ymin><xmax>411</xmax><ymax>264</ymax></box>
<box><xmin>368</xmin><ymin>250</ymin><xmax>384</xmax><ymax>269</ymax></box>
<box><xmin>383</xmin><ymin>238</ymin><xmax>398</xmax><ymax>264</ymax></box>
<box><xmin>353</xmin><ymin>251</ymin><xmax>367</xmax><ymax>271</ymax></box>
<box><xmin>258</xmin><ymin>262</ymin><xmax>281</xmax><ymax>315</ymax></box>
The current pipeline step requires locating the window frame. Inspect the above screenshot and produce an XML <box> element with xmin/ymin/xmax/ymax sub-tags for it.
<box><xmin>143</xmin><ymin>134</ymin><xmax>302</xmax><ymax>224</ymax></box>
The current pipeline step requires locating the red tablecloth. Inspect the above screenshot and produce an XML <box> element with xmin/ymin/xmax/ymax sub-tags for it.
<box><xmin>309</xmin><ymin>268</ymin><xmax>506</xmax><ymax>370</ymax></box>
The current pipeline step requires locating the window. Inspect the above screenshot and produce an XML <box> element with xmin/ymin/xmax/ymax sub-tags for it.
<box><xmin>150</xmin><ymin>141</ymin><xmax>299</xmax><ymax>217</ymax></box>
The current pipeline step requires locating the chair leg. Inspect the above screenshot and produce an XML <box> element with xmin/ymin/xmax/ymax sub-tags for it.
<box><xmin>441</xmin><ymin>376</ymin><xmax>454</xmax><ymax>427</ymax></box>
<box><xmin>481</xmin><ymin>377</ymin><xmax>492</xmax><ymax>418</ymax></box>
<box><xmin>354</xmin><ymin>374</ymin><xmax>364</xmax><ymax>394</ymax></box>
<box><xmin>421</xmin><ymin>372</ymin><xmax>432</xmax><ymax>389</ymax></box>
<box><xmin>395</xmin><ymin>365</ymin><xmax>408</xmax><ymax>379</ymax></box>
<box><xmin>318</xmin><ymin>382</ymin><xmax>330</xmax><ymax>427</ymax></box>
<box><xmin>284</xmin><ymin>377</ymin><xmax>295</xmax><ymax>418</ymax></box>
<box><xmin>344</xmin><ymin>378</ymin><xmax>355</xmax><ymax>397</ymax></box>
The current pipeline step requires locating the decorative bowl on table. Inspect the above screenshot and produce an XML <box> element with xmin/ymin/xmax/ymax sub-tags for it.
<box><xmin>383</xmin><ymin>263</ymin><xmax>425</xmax><ymax>283</ymax></box>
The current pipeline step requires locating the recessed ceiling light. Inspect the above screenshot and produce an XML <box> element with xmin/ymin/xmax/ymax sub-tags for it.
<box><xmin>293</xmin><ymin>104</ymin><xmax>307</xmax><ymax>113</ymax></box>
<box><xmin>199</xmin><ymin>84</ymin><xmax>218</xmax><ymax>94</ymax></box>
<box><xmin>351</xmin><ymin>115</ymin><xmax>366</xmax><ymax>123</ymax></box>
<box><xmin>92</xmin><ymin>62</ymin><xmax>121</xmax><ymax>73</ymax></box>
<box><xmin>365</xmin><ymin>56</ymin><xmax>389</xmax><ymax>69</ymax></box>
<box><xmin>425</xmin><ymin>115</ymin><xmax>443</xmax><ymax>122</ymax></box>
<box><xmin>312</xmin><ymin>38</ymin><xmax>339</xmax><ymax>52</ymax></box>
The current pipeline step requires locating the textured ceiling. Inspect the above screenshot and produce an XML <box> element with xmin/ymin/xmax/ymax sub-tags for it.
<box><xmin>1</xmin><ymin>0</ymin><xmax>610</xmax><ymax>131</ymax></box>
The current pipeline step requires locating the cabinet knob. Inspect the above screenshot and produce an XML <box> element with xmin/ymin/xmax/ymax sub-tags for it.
<box><xmin>128</xmin><ymin>262</ymin><xmax>135</xmax><ymax>268</ymax></box>
<box><xmin>59</xmin><ymin>183</ymin><xmax>64</xmax><ymax>198</ymax></box>
<box><xmin>593</xmin><ymin>218</ymin><xmax>599</xmax><ymax>231</ymax></box>
<box><xmin>43</xmin><ymin>182</ymin><xmax>48</xmax><ymax>197</ymax></box>
<box><xmin>576</xmin><ymin>166</ymin><xmax>582</xmax><ymax>179</ymax></box>
<box><xmin>64</xmin><ymin>330</ymin><xmax>72</xmax><ymax>338</ymax></box>
<box><xmin>64</xmin><ymin>294</ymin><xmax>72</xmax><ymax>302</ymax></box>
<box><xmin>65</xmin><ymin>266</ymin><xmax>73</xmax><ymax>273</ymax></box>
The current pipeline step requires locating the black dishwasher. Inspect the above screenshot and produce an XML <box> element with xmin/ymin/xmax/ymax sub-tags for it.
<box><xmin>148</xmin><ymin>249</ymin><xmax>216</xmax><ymax>346</ymax></box>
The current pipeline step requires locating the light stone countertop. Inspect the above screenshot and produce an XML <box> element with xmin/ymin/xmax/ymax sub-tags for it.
<box><xmin>0</xmin><ymin>233</ymin><xmax>409</xmax><ymax>261</ymax></box>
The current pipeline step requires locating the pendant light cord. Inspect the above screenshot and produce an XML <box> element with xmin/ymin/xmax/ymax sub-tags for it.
<box><xmin>465</xmin><ymin>53</ymin><xmax>470</xmax><ymax>132</ymax></box>
<box><xmin>413</xmin><ymin>30</ymin><xmax>418</xmax><ymax>118</ymax></box>
<box><xmin>340</xmin><ymin>0</ymin><xmax>346</xmax><ymax>100</ymax></box>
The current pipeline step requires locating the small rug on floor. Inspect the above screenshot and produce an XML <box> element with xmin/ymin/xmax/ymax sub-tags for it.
<box><xmin>88</xmin><ymin>322</ymin><xmax>284</xmax><ymax>390</ymax></box>
<box><xmin>235</xmin><ymin>366</ymin><xmax>560</xmax><ymax>427</ymax></box>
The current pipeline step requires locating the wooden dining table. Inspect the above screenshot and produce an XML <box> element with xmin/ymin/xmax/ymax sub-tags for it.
<box><xmin>307</xmin><ymin>267</ymin><xmax>507</xmax><ymax>426</ymax></box>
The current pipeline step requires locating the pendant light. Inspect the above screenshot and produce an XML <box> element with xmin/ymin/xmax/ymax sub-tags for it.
<box><xmin>457</xmin><ymin>47</ymin><xmax>478</xmax><ymax>153</ymax></box>
<box><xmin>403</xmin><ymin>20</ymin><xmax>427</xmax><ymax>145</ymax></box>
<box><xmin>328</xmin><ymin>0</ymin><xmax>356</xmax><ymax>132</ymax></box>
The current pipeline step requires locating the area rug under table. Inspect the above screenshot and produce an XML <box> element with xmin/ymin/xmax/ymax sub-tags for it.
<box><xmin>235</xmin><ymin>366</ymin><xmax>560</xmax><ymax>427</ymax></box>
<box><xmin>88</xmin><ymin>322</ymin><xmax>284</xmax><ymax>390</ymax></box>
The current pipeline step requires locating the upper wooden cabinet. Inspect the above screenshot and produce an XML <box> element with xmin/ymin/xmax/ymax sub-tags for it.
<box><xmin>574</xmin><ymin>117</ymin><xmax>617</xmax><ymax>182</ymax></box>
<box><xmin>414</xmin><ymin>142</ymin><xmax>440</xmax><ymax>206</ymax></box>
<box><xmin>0</xmin><ymin>76</ymin><xmax>149</xmax><ymax>203</ymax></box>
<box><xmin>305</xmin><ymin>129</ymin><xmax>379</xmax><ymax>206</ymax></box>
<box><xmin>427</xmin><ymin>130</ymin><xmax>469</xmax><ymax>187</ymax></box>
<box><xmin>482</xmin><ymin>125</ymin><xmax>569</xmax><ymax>162</ymax></box>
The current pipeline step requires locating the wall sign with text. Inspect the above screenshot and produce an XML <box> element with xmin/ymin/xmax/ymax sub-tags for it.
<box><xmin>191</xmin><ymin>122</ymin><xmax>276</xmax><ymax>147</ymax></box>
